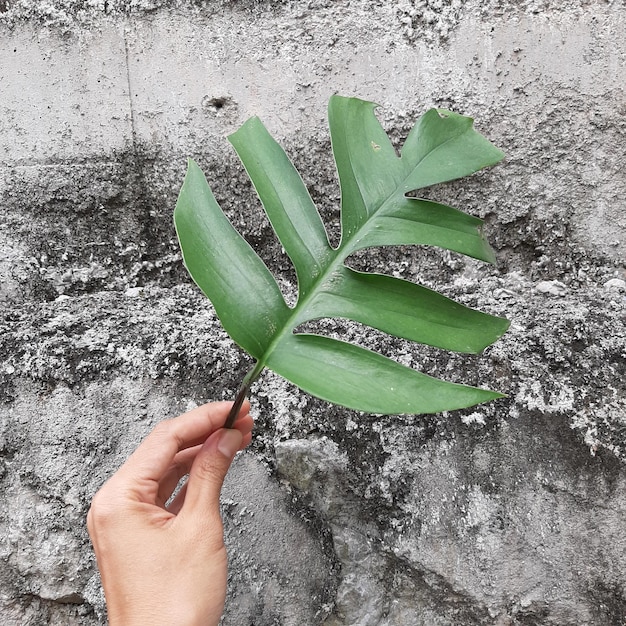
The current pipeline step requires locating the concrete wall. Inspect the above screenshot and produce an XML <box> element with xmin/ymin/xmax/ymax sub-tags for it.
<box><xmin>1</xmin><ymin>1</ymin><xmax>625</xmax><ymax>624</ymax></box>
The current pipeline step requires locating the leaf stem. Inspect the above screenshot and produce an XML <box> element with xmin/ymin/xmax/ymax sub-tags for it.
<box><xmin>223</xmin><ymin>362</ymin><xmax>264</xmax><ymax>428</ymax></box>
<box><xmin>223</xmin><ymin>382</ymin><xmax>249</xmax><ymax>429</ymax></box>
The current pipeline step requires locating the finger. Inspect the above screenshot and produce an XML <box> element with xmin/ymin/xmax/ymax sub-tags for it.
<box><xmin>119</xmin><ymin>401</ymin><xmax>250</xmax><ymax>484</ymax></box>
<box><xmin>177</xmin><ymin>428</ymin><xmax>243</xmax><ymax>526</ymax></box>
<box><xmin>157</xmin><ymin>413</ymin><xmax>253</xmax><ymax>506</ymax></box>
<box><xmin>233</xmin><ymin>414</ymin><xmax>254</xmax><ymax>447</ymax></box>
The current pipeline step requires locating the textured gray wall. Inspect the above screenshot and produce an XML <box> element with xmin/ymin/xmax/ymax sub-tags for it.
<box><xmin>1</xmin><ymin>1</ymin><xmax>625</xmax><ymax>624</ymax></box>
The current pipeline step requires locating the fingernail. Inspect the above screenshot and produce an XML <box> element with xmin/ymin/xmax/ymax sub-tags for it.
<box><xmin>217</xmin><ymin>429</ymin><xmax>242</xmax><ymax>458</ymax></box>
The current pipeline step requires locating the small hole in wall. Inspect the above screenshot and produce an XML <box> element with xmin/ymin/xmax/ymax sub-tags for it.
<box><xmin>210</xmin><ymin>97</ymin><xmax>227</xmax><ymax>109</ymax></box>
<box><xmin>0</xmin><ymin>1</ymin><xmax>10</xmax><ymax>13</ymax></box>
<box><xmin>201</xmin><ymin>95</ymin><xmax>234</xmax><ymax>113</ymax></box>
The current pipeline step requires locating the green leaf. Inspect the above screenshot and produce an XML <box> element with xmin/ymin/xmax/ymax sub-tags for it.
<box><xmin>174</xmin><ymin>159</ymin><xmax>290</xmax><ymax>359</ymax></box>
<box><xmin>400</xmin><ymin>108</ymin><xmax>504</xmax><ymax>189</ymax></box>
<box><xmin>266</xmin><ymin>334</ymin><xmax>504</xmax><ymax>415</ymax></box>
<box><xmin>175</xmin><ymin>95</ymin><xmax>509</xmax><ymax>415</ymax></box>
<box><xmin>228</xmin><ymin>117</ymin><xmax>333</xmax><ymax>298</ymax></box>
<box><xmin>356</xmin><ymin>197</ymin><xmax>497</xmax><ymax>263</ymax></box>
<box><xmin>306</xmin><ymin>267</ymin><xmax>509</xmax><ymax>353</ymax></box>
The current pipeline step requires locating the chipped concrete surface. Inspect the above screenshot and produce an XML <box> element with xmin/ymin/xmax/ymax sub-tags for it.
<box><xmin>1</xmin><ymin>0</ymin><xmax>626</xmax><ymax>624</ymax></box>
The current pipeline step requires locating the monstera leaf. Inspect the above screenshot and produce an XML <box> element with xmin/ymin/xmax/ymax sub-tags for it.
<box><xmin>175</xmin><ymin>95</ymin><xmax>509</xmax><ymax>425</ymax></box>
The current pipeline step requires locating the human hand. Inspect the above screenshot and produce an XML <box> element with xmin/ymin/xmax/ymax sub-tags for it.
<box><xmin>87</xmin><ymin>401</ymin><xmax>254</xmax><ymax>626</ymax></box>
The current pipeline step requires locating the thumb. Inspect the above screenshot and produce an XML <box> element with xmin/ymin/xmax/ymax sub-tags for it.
<box><xmin>181</xmin><ymin>428</ymin><xmax>242</xmax><ymax>523</ymax></box>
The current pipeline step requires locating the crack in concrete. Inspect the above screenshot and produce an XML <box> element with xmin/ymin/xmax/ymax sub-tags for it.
<box><xmin>123</xmin><ymin>25</ymin><xmax>137</xmax><ymax>155</ymax></box>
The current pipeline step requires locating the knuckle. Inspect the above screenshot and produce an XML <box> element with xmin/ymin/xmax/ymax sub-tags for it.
<box><xmin>151</xmin><ymin>419</ymin><xmax>174</xmax><ymax>439</ymax></box>
<box><xmin>86</xmin><ymin>488</ymin><xmax>120</xmax><ymax>536</ymax></box>
<box><xmin>151</xmin><ymin>419</ymin><xmax>185</xmax><ymax>450</ymax></box>
<box><xmin>194</xmin><ymin>453</ymin><xmax>226</xmax><ymax>483</ymax></box>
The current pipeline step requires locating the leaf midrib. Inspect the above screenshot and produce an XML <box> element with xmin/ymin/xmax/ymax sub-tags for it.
<box><xmin>253</xmin><ymin>145</ymin><xmax>435</xmax><ymax>375</ymax></box>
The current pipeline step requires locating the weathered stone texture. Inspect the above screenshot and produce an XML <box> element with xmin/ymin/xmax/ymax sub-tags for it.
<box><xmin>1</xmin><ymin>0</ymin><xmax>625</xmax><ymax>624</ymax></box>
